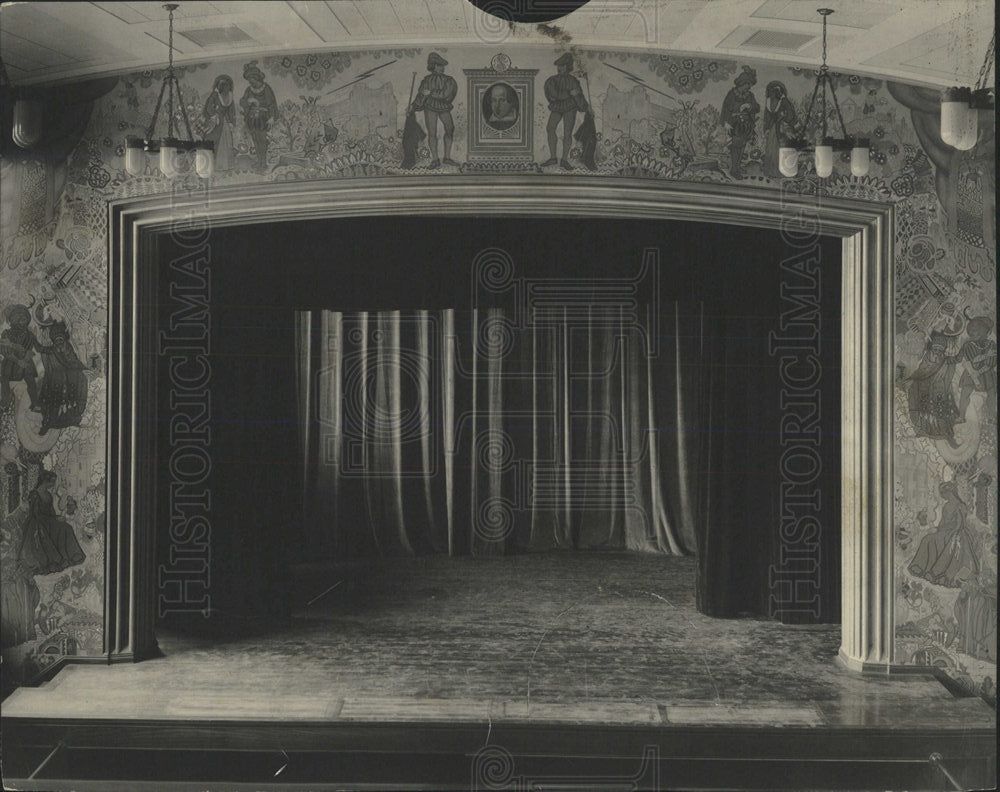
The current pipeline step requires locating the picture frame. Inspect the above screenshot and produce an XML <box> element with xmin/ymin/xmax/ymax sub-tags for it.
<box><xmin>464</xmin><ymin>56</ymin><xmax>537</xmax><ymax>162</ymax></box>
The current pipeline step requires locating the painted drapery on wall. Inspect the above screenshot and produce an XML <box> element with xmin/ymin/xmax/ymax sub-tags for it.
<box><xmin>0</xmin><ymin>44</ymin><xmax>995</xmax><ymax>701</ymax></box>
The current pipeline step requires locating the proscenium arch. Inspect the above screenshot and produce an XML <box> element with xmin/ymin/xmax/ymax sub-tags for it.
<box><xmin>106</xmin><ymin>176</ymin><xmax>896</xmax><ymax>674</ymax></box>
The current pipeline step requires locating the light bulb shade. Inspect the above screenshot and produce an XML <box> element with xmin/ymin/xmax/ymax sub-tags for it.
<box><xmin>778</xmin><ymin>146</ymin><xmax>800</xmax><ymax>177</ymax></box>
<box><xmin>953</xmin><ymin>111</ymin><xmax>978</xmax><ymax>151</ymax></box>
<box><xmin>850</xmin><ymin>140</ymin><xmax>870</xmax><ymax>177</ymax></box>
<box><xmin>12</xmin><ymin>99</ymin><xmax>43</xmax><ymax>148</ymax></box>
<box><xmin>814</xmin><ymin>140</ymin><xmax>834</xmax><ymax>178</ymax></box>
<box><xmin>159</xmin><ymin>139</ymin><xmax>180</xmax><ymax>177</ymax></box>
<box><xmin>940</xmin><ymin>87</ymin><xmax>975</xmax><ymax>148</ymax></box>
<box><xmin>125</xmin><ymin>136</ymin><xmax>146</xmax><ymax>176</ymax></box>
<box><xmin>194</xmin><ymin>142</ymin><xmax>215</xmax><ymax>178</ymax></box>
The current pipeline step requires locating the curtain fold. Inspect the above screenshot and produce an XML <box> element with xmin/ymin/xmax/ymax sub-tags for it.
<box><xmin>296</xmin><ymin>304</ymin><xmax>706</xmax><ymax>558</ymax></box>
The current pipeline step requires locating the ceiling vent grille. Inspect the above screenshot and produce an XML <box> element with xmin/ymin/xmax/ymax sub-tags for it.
<box><xmin>178</xmin><ymin>26</ymin><xmax>257</xmax><ymax>48</ymax></box>
<box><xmin>740</xmin><ymin>29</ymin><xmax>815</xmax><ymax>52</ymax></box>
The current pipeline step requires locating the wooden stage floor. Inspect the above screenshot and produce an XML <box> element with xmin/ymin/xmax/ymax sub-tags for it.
<box><xmin>3</xmin><ymin>553</ymin><xmax>996</xmax><ymax>789</ymax></box>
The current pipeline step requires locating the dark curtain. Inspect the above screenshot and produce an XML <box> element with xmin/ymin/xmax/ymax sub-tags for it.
<box><xmin>296</xmin><ymin>303</ymin><xmax>708</xmax><ymax>559</ymax></box>
<box><xmin>156</xmin><ymin>217</ymin><xmax>840</xmax><ymax>626</ymax></box>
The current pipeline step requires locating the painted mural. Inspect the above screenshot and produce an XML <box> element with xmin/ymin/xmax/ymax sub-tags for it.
<box><xmin>0</xmin><ymin>43</ymin><xmax>995</xmax><ymax>702</ymax></box>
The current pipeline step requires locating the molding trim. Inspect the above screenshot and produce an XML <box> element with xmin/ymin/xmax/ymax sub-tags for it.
<box><xmin>107</xmin><ymin>175</ymin><xmax>896</xmax><ymax>671</ymax></box>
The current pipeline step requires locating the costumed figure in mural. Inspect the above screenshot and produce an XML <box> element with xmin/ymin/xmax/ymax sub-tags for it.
<box><xmin>35</xmin><ymin>321</ymin><xmax>88</xmax><ymax>436</ymax></box>
<box><xmin>948</xmin><ymin>312</ymin><xmax>997</xmax><ymax>420</ymax></box>
<box><xmin>904</xmin><ymin>330</ymin><xmax>962</xmax><ymax>446</ymax></box>
<box><xmin>762</xmin><ymin>80</ymin><xmax>797</xmax><ymax>178</ymax></box>
<box><xmin>1</xmin><ymin>304</ymin><xmax>42</xmax><ymax>413</ymax></box>
<box><xmin>973</xmin><ymin>472</ymin><xmax>992</xmax><ymax>524</ymax></box>
<box><xmin>863</xmin><ymin>88</ymin><xmax>877</xmax><ymax>115</ymax></box>
<box><xmin>411</xmin><ymin>53</ymin><xmax>458</xmax><ymax>168</ymax></box>
<box><xmin>720</xmin><ymin>66</ymin><xmax>760</xmax><ymax>179</ymax></box>
<box><xmin>1</xmin><ymin>506</ymin><xmax>41</xmax><ymax>649</ymax></box>
<box><xmin>0</xmin><ymin>556</ymin><xmax>41</xmax><ymax>649</ymax></box>
<box><xmin>240</xmin><ymin>62</ymin><xmax>278</xmax><ymax>171</ymax></box>
<box><xmin>202</xmin><ymin>74</ymin><xmax>236</xmax><ymax>171</ymax></box>
<box><xmin>542</xmin><ymin>53</ymin><xmax>590</xmax><ymax>170</ymax></box>
<box><xmin>908</xmin><ymin>481</ymin><xmax>979</xmax><ymax>588</ymax></box>
<box><xmin>17</xmin><ymin>470</ymin><xmax>85</xmax><ymax>577</ymax></box>
<box><xmin>954</xmin><ymin>573</ymin><xmax>998</xmax><ymax>662</ymax></box>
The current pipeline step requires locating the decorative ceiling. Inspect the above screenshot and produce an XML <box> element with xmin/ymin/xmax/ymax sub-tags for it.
<box><xmin>0</xmin><ymin>0</ymin><xmax>993</xmax><ymax>88</ymax></box>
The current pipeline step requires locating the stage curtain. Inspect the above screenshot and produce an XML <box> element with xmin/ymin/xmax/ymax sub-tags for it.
<box><xmin>295</xmin><ymin>303</ymin><xmax>709</xmax><ymax>558</ymax></box>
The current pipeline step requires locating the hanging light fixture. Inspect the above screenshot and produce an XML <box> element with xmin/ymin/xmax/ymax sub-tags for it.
<box><xmin>777</xmin><ymin>9</ymin><xmax>869</xmax><ymax>179</ymax></box>
<box><xmin>125</xmin><ymin>4</ymin><xmax>214</xmax><ymax>178</ymax></box>
<box><xmin>1</xmin><ymin>56</ymin><xmax>44</xmax><ymax>149</ymax></box>
<box><xmin>940</xmin><ymin>31</ymin><xmax>994</xmax><ymax>151</ymax></box>
<box><xmin>12</xmin><ymin>96</ymin><xmax>43</xmax><ymax>148</ymax></box>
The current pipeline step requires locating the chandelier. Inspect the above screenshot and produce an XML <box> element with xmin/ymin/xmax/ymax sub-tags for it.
<box><xmin>940</xmin><ymin>30</ymin><xmax>995</xmax><ymax>151</ymax></box>
<box><xmin>778</xmin><ymin>8</ymin><xmax>870</xmax><ymax>179</ymax></box>
<box><xmin>124</xmin><ymin>4</ymin><xmax>213</xmax><ymax>178</ymax></box>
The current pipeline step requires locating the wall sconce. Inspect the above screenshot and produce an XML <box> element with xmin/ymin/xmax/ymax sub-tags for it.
<box><xmin>12</xmin><ymin>96</ymin><xmax>43</xmax><ymax>148</ymax></box>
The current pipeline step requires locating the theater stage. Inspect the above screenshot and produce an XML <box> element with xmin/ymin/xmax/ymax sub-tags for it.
<box><xmin>3</xmin><ymin>554</ymin><xmax>995</xmax><ymax>790</ymax></box>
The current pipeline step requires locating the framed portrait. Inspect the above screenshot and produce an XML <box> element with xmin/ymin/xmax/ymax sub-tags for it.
<box><xmin>464</xmin><ymin>57</ymin><xmax>537</xmax><ymax>162</ymax></box>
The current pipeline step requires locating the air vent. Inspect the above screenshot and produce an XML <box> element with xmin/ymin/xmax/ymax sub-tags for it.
<box><xmin>178</xmin><ymin>26</ymin><xmax>257</xmax><ymax>48</ymax></box>
<box><xmin>740</xmin><ymin>29</ymin><xmax>815</xmax><ymax>52</ymax></box>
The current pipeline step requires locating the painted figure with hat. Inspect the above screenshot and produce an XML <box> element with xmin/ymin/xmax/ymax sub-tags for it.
<box><xmin>240</xmin><ymin>61</ymin><xmax>278</xmax><ymax>171</ymax></box>
<box><xmin>35</xmin><ymin>320</ymin><xmax>89</xmax><ymax>436</ymax></box>
<box><xmin>948</xmin><ymin>311</ymin><xmax>997</xmax><ymax>419</ymax></box>
<box><xmin>1</xmin><ymin>303</ymin><xmax>42</xmax><ymax>413</ymax></box>
<box><xmin>720</xmin><ymin>65</ymin><xmax>760</xmax><ymax>178</ymax></box>
<box><xmin>762</xmin><ymin>80</ymin><xmax>797</xmax><ymax>178</ymax></box>
<box><xmin>542</xmin><ymin>52</ymin><xmax>590</xmax><ymax>169</ymax></box>
<box><xmin>904</xmin><ymin>329</ymin><xmax>962</xmax><ymax>447</ymax></box>
<box><xmin>411</xmin><ymin>52</ymin><xmax>459</xmax><ymax>167</ymax></box>
<box><xmin>202</xmin><ymin>74</ymin><xmax>236</xmax><ymax>171</ymax></box>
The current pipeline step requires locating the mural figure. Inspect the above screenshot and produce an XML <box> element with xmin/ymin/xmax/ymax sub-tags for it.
<box><xmin>948</xmin><ymin>312</ymin><xmax>997</xmax><ymax>419</ymax></box>
<box><xmin>0</xmin><ymin>554</ymin><xmax>41</xmax><ymax>649</ymax></box>
<box><xmin>483</xmin><ymin>83</ymin><xmax>519</xmax><ymax>131</ymax></box>
<box><xmin>762</xmin><ymin>80</ymin><xmax>797</xmax><ymax>178</ymax></box>
<box><xmin>202</xmin><ymin>74</ymin><xmax>236</xmax><ymax>171</ymax></box>
<box><xmin>908</xmin><ymin>481</ymin><xmax>979</xmax><ymax>588</ymax></box>
<box><xmin>904</xmin><ymin>330</ymin><xmax>962</xmax><ymax>445</ymax></box>
<box><xmin>0</xmin><ymin>305</ymin><xmax>41</xmax><ymax>413</ymax></box>
<box><xmin>973</xmin><ymin>472</ymin><xmax>991</xmax><ymax>524</ymax></box>
<box><xmin>411</xmin><ymin>53</ymin><xmax>458</xmax><ymax>168</ymax></box>
<box><xmin>35</xmin><ymin>321</ymin><xmax>89</xmax><ymax>436</ymax></box>
<box><xmin>720</xmin><ymin>66</ymin><xmax>759</xmax><ymax>178</ymax></box>
<box><xmin>240</xmin><ymin>62</ymin><xmax>278</xmax><ymax>171</ymax></box>
<box><xmin>17</xmin><ymin>470</ymin><xmax>85</xmax><ymax>577</ymax></box>
<box><xmin>542</xmin><ymin>53</ymin><xmax>590</xmax><ymax>170</ymax></box>
<box><xmin>863</xmin><ymin>88</ymin><xmax>877</xmax><ymax>115</ymax></box>
<box><xmin>955</xmin><ymin>576</ymin><xmax>998</xmax><ymax>662</ymax></box>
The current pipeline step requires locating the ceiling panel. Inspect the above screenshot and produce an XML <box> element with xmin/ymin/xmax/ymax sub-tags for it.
<box><xmin>323</xmin><ymin>1</ymin><xmax>373</xmax><ymax>37</ymax></box>
<box><xmin>285</xmin><ymin>1</ymin><xmax>350</xmax><ymax>41</ymax></box>
<box><xmin>751</xmin><ymin>0</ymin><xmax>904</xmax><ymax>30</ymax></box>
<box><xmin>391</xmin><ymin>0</ymin><xmax>440</xmax><ymax>37</ymax></box>
<box><xmin>0</xmin><ymin>32</ymin><xmax>65</xmax><ymax>71</ymax></box>
<box><xmin>862</xmin><ymin>10</ymin><xmax>994</xmax><ymax>84</ymax></box>
<box><xmin>718</xmin><ymin>26</ymin><xmax>816</xmax><ymax>54</ymax></box>
<box><xmin>353</xmin><ymin>1</ymin><xmax>404</xmax><ymax>37</ymax></box>
<box><xmin>119</xmin><ymin>1</ymin><xmax>224</xmax><ymax>22</ymax></box>
<box><xmin>0</xmin><ymin>0</ymin><xmax>993</xmax><ymax>87</ymax></box>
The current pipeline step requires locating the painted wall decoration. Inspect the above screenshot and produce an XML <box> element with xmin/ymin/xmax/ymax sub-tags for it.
<box><xmin>463</xmin><ymin>55</ymin><xmax>538</xmax><ymax>163</ymax></box>
<box><xmin>0</xmin><ymin>44</ymin><xmax>995</xmax><ymax>703</ymax></box>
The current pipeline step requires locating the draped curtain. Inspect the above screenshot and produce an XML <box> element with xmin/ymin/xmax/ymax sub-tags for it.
<box><xmin>296</xmin><ymin>303</ymin><xmax>708</xmax><ymax>559</ymax></box>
